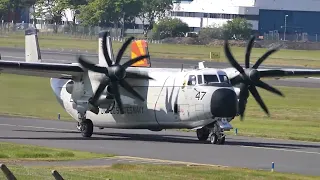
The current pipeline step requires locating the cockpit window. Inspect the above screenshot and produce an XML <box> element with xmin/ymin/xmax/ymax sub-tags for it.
<box><xmin>204</xmin><ymin>75</ymin><xmax>219</xmax><ymax>84</ymax></box>
<box><xmin>219</xmin><ymin>75</ymin><xmax>230</xmax><ymax>84</ymax></box>
<box><xmin>187</xmin><ymin>75</ymin><xmax>197</xmax><ymax>85</ymax></box>
<box><xmin>197</xmin><ymin>75</ymin><xmax>203</xmax><ymax>84</ymax></box>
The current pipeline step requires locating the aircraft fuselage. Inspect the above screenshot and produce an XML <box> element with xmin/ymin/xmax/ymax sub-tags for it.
<box><xmin>50</xmin><ymin>67</ymin><xmax>238</xmax><ymax>130</ymax></box>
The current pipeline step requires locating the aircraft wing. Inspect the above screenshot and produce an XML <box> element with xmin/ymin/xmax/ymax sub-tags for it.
<box><xmin>223</xmin><ymin>67</ymin><xmax>320</xmax><ymax>82</ymax></box>
<box><xmin>257</xmin><ymin>68</ymin><xmax>320</xmax><ymax>78</ymax></box>
<box><xmin>0</xmin><ymin>60</ymin><xmax>84</xmax><ymax>79</ymax></box>
<box><xmin>0</xmin><ymin>60</ymin><xmax>150</xmax><ymax>80</ymax></box>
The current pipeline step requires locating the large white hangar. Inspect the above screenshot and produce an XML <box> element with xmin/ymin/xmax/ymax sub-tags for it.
<box><xmin>170</xmin><ymin>0</ymin><xmax>320</xmax><ymax>40</ymax></box>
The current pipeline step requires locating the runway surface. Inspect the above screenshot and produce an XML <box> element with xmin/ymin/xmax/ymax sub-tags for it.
<box><xmin>0</xmin><ymin>47</ymin><xmax>320</xmax><ymax>176</ymax></box>
<box><xmin>0</xmin><ymin>116</ymin><xmax>319</xmax><ymax>176</ymax></box>
<box><xmin>1</xmin><ymin>47</ymin><xmax>320</xmax><ymax>88</ymax></box>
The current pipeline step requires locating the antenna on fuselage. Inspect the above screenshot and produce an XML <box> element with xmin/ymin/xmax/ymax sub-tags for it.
<box><xmin>198</xmin><ymin>61</ymin><xmax>205</xmax><ymax>69</ymax></box>
<box><xmin>181</xmin><ymin>64</ymin><xmax>183</xmax><ymax>72</ymax></box>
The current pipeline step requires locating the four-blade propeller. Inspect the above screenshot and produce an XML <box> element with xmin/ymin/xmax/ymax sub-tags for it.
<box><xmin>78</xmin><ymin>31</ymin><xmax>153</xmax><ymax>114</ymax></box>
<box><xmin>224</xmin><ymin>36</ymin><xmax>284</xmax><ymax>120</ymax></box>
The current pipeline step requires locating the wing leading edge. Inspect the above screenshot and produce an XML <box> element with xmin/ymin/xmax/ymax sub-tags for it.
<box><xmin>0</xmin><ymin>61</ymin><xmax>84</xmax><ymax>79</ymax></box>
<box><xmin>258</xmin><ymin>68</ymin><xmax>320</xmax><ymax>78</ymax></box>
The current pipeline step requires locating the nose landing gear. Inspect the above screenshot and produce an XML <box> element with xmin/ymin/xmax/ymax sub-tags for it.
<box><xmin>196</xmin><ymin>119</ymin><xmax>231</xmax><ymax>145</ymax></box>
<box><xmin>76</xmin><ymin>111</ymin><xmax>94</xmax><ymax>138</ymax></box>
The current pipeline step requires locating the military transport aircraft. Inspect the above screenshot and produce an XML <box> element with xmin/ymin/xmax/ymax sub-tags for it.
<box><xmin>1</xmin><ymin>28</ymin><xmax>320</xmax><ymax>145</ymax></box>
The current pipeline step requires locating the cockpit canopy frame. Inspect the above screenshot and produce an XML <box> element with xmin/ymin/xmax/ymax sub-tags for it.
<box><xmin>186</xmin><ymin>70</ymin><xmax>230</xmax><ymax>86</ymax></box>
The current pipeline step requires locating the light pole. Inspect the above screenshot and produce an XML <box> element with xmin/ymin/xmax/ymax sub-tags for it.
<box><xmin>284</xmin><ymin>15</ymin><xmax>288</xmax><ymax>41</ymax></box>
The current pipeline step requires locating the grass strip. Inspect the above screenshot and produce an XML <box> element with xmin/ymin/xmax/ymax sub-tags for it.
<box><xmin>0</xmin><ymin>141</ymin><xmax>114</xmax><ymax>162</ymax></box>
<box><xmin>0</xmin><ymin>163</ymin><xmax>318</xmax><ymax>180</ymax></box>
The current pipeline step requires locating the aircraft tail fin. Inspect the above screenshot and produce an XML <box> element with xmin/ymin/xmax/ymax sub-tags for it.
<box><xmin>130</xmin><ymin>39</ymin><xmax>151</xmax><ymax>67</ymax></box>
<box><xmin>25</xmin><ymin>27</ymin><xmax>42</xmax><ymax>63</ymax></box>
<box><xmin>98</xmin><ymin>31</ymin><xmax>114</xmax><ymax>66</ymax></box>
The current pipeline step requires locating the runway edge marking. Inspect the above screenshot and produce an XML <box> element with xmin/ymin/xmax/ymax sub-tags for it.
<box><xmin>115</xmin><ymin>156</ymin><xmax>230</xmax><ymax>168</ymax></box>
<box><xmin>240</xmin><ymin>145</ymin><xmax>320</xmax><ymax>155</ymax></box>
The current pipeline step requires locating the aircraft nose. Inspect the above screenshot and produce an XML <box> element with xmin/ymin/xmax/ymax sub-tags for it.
<box><xmin>210</xmin><ymin>88</ymin><xmax>238</xmax><ymax>117</ymax></box>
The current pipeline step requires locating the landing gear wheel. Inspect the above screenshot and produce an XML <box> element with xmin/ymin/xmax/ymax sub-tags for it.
<box><xmin>76</xmin><ymin>122</ymin><xmax>81</xmax><ymax>131</ymax></box>
<box><xmin>210</xmin><ymin>134</ymin><xmax>218</xmax><ymax>144</ymax></box>
<box><xmin>80</xmin><ymin>119</ymin><xmax>93</xmax><ymax>138</ymax></box>
<box><xmin>196</xmin><ymin>128</ymin><xmax>210</xmax><ymax>141</ymax></box>
<box><xmin>217</xmin><ymin>136</ymin><xmax>226</xmax><ymax>145</ymax></box>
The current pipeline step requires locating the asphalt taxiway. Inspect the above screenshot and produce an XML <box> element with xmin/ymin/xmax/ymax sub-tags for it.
<box><xmin>1</xmin><ymin>47</ymin><xmax>320</xmax><ymax>88</ymax></box>
<box><xmin>0</xmin><ymin>116</ymin><xmax>319</xmax><ymax>176</ymax></box>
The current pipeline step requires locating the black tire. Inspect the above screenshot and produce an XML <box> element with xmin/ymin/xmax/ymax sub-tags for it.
<box><xmin>196</xmin><ymin>128</ymin><xmax>210</xmax><ymax>141</ymax></box>
<box><xmin>81</xmin><ymin>119</ymin><xmax>93</xmax><ymax>138</ymax></box>
<box><xmin>210</xmin><ymin>134</ymin><xmax>218</xmax><ymax>144</ymax></box>
<box><xmin>217</xmin><ymin>136</ymin><xmax>226</xmax><ymax>145</ymax></box>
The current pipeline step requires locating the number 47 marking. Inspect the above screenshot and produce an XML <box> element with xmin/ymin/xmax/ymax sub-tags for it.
<box><xmin>195</xmin><ymin>92</ymin><xmax>206</xmax><ymax>100</ymax></box>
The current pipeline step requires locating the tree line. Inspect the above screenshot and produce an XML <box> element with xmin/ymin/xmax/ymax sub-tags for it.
<box><xmin>153</xmin><ymin>17</ymin><xmax>253</xmax><ymax>41</ymax></box>
<box><xmin>0</xmin><ymin>0</ymin><xmax>172</xmax><ymax>33</ymax></box>
<box><xmin>0</xmin><ymin>0</ymin><xmax>253</xmax><ymax>40</ymax></box>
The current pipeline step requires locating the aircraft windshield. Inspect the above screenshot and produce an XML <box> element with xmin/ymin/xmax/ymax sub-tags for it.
<box><xmin>218</xmin><ymin>75</ymin><xmax>230</xmax><ymax>84</ymax></box>
<box><xmin>204</xmin><ymin>75</ymin><xmax>219</xmax><ymax>84</ymax></box>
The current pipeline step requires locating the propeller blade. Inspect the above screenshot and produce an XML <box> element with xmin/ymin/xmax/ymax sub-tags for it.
<box><xmin>90</xmin><ymin>77</ymin><xmax>110</xmax><ymax>106</ymax></box>
<box><xmin>252</xmin><ymin>46</ymin><xmax>279</xmax><ymax>69</ymax></box>
<box><xmin>255</xmin><ymin>80</ymin><xmax>284</xmax><ymax>97</ymax></box>
<box><xmin>245</xmin><ymin>36</ymin><xmax>255</xmax><ymax>68</ymax></box>
<box><xmin>126</xmin><ymin>72</ymin><xmax>154</xmax><ymax>79</ymax></box>
<box><xmin>224</xmin><ymin>39</ymin><xmax>245</xmax><ymax>74</ymax></box>
<box><xmin>115</xmin><ymin>37</ymin><xmax>135</xmax><ymax>65</ymax></box>
<box><xmin>78</xmin><ymin>56</ymin><xmax>107</xmax><ymax>74</ymax></box>
<box><xmin>111</xmin><ymin>82</ymin><xmax>124</xmax><ymax>114</ymax></box>
<box><xmin>230</xmin><ymin>74</ymin><xmax>245</xmax><ymax>86</ymax></box>
<box><xmin>102</xmin><ymin>31</ymin><xmax>113</xmax><ymax>66</ymax></box>
<box><xmin>119</xmin><ymin>79</ymin><xmax>145</xmax><ymax>101</ymax></box>
<box><xmin>122</xmin><ymin>55</ymin><xmax>150</xmax><ymax>69</ymax></box>
<box><xmin>238</xmin><ymin>83</ymin><xmax>249</xmax><ymax>121</ymax></box>
<box><xmin>248</xmin><ymin>86</ymin><xmax>270</xmax><ymax>116</ymax></box>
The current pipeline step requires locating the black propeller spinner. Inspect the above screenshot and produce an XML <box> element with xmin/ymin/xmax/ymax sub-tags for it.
<box><xmin>224</xmin><ymin>36</ymin><xmax>284</xmax><ymax>120</ymax></box>
<box><xmin>78</xmin><ymin>31</ymin><xmax>153</xmax><ymax>114</ymax></box>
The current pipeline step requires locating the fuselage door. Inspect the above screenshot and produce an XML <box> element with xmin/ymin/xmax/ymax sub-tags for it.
<box><xmin>184</xmin><ymin>72</ymin><xmax>202</xmax><ymax>121</ymax></box>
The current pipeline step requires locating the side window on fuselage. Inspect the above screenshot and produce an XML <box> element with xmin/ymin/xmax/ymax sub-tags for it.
<box><xmin>187</xmin><ymin>75</ymin><xmax>196</xmax><ymax>85</ymax></box>
<box><xmin>197</xmin><ymin>75</ymin><xmax>203</xmax><ymax>84</ymax></box>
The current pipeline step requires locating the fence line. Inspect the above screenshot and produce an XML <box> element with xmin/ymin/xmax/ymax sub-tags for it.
<box><xmin>0</xmin><ymin>22</ymin><xmax>165</xmax><ymax>44</ymax></box>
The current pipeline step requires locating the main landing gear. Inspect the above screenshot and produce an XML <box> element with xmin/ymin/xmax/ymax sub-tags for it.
<box><xmin>196</xmin><ymin>121</ymin><xmax>227</xmax><ymax>145</ymax></box>
<box><xmin>76</xmin><ymin>112</ymin><xmax>93</xmax><ymax>138</ymax></box>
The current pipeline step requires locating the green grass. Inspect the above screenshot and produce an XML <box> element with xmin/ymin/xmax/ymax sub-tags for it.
<box><xmin>1</xmin><ymin>164</ymin><xmax>318</xmax><ymax>180</ymax></box>
<box><xmin>0</xmin><ymin>141</ymin><xmax>114</xmax><ymax>162</ymax></box>
<box><xmin>2</xmin><ymin>33</ymin><xmax>320</xmax><ymax>67</ymax></box>
<box><xmin>0</xmin><ymin>73</ymin><xmax>72</xmax><ymax>120</ymax></box>
<box><xmin>0</xmin><ymin>73</ymin><xmax>319</xmax><ymax>142</ymax></box>
<box><xmin>227</xmin><ymin>86</ymin><xmax>320</xmax><ymax>142</ymax></box>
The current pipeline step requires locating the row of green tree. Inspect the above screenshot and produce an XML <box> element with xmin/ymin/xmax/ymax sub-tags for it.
<box><xmin>154</xmin><ymin>17</ymin><xmax>253</xmax><ymax>40</ymax></box>
<box><xmin>0</xmin><ymin>0</ymin><xmax>253</xmax><ymax>40</ymax></box>
<box><xmin>0</xmin><ymin>0</ymin><xmax>172</xmax><ymax>33</ymax></box>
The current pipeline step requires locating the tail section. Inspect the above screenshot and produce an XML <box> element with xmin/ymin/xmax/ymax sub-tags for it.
<box><xmin>25</xmin><ymin>27</ymin><xmax>42</xmax><ymax>63</ymax></box>
<box><xmin>98</xmin><ymin>31</ymin><xmax>114</xmax><ymax>66</ymax></box>
<box><xmin>97</xmin><ymin>31</ymin><xmax>151</xmax><ymax>67</ymax></box>
<box><xmin>130</xmin><ymin>40</ymin><xmax>151</xmax><ymax>67</ymax></box>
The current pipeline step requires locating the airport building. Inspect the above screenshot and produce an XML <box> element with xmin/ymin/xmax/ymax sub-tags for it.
<box><xmin>170</xmin><ymin>0</ymin><xmax>320</xmax><ymax>39</ymax></box>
